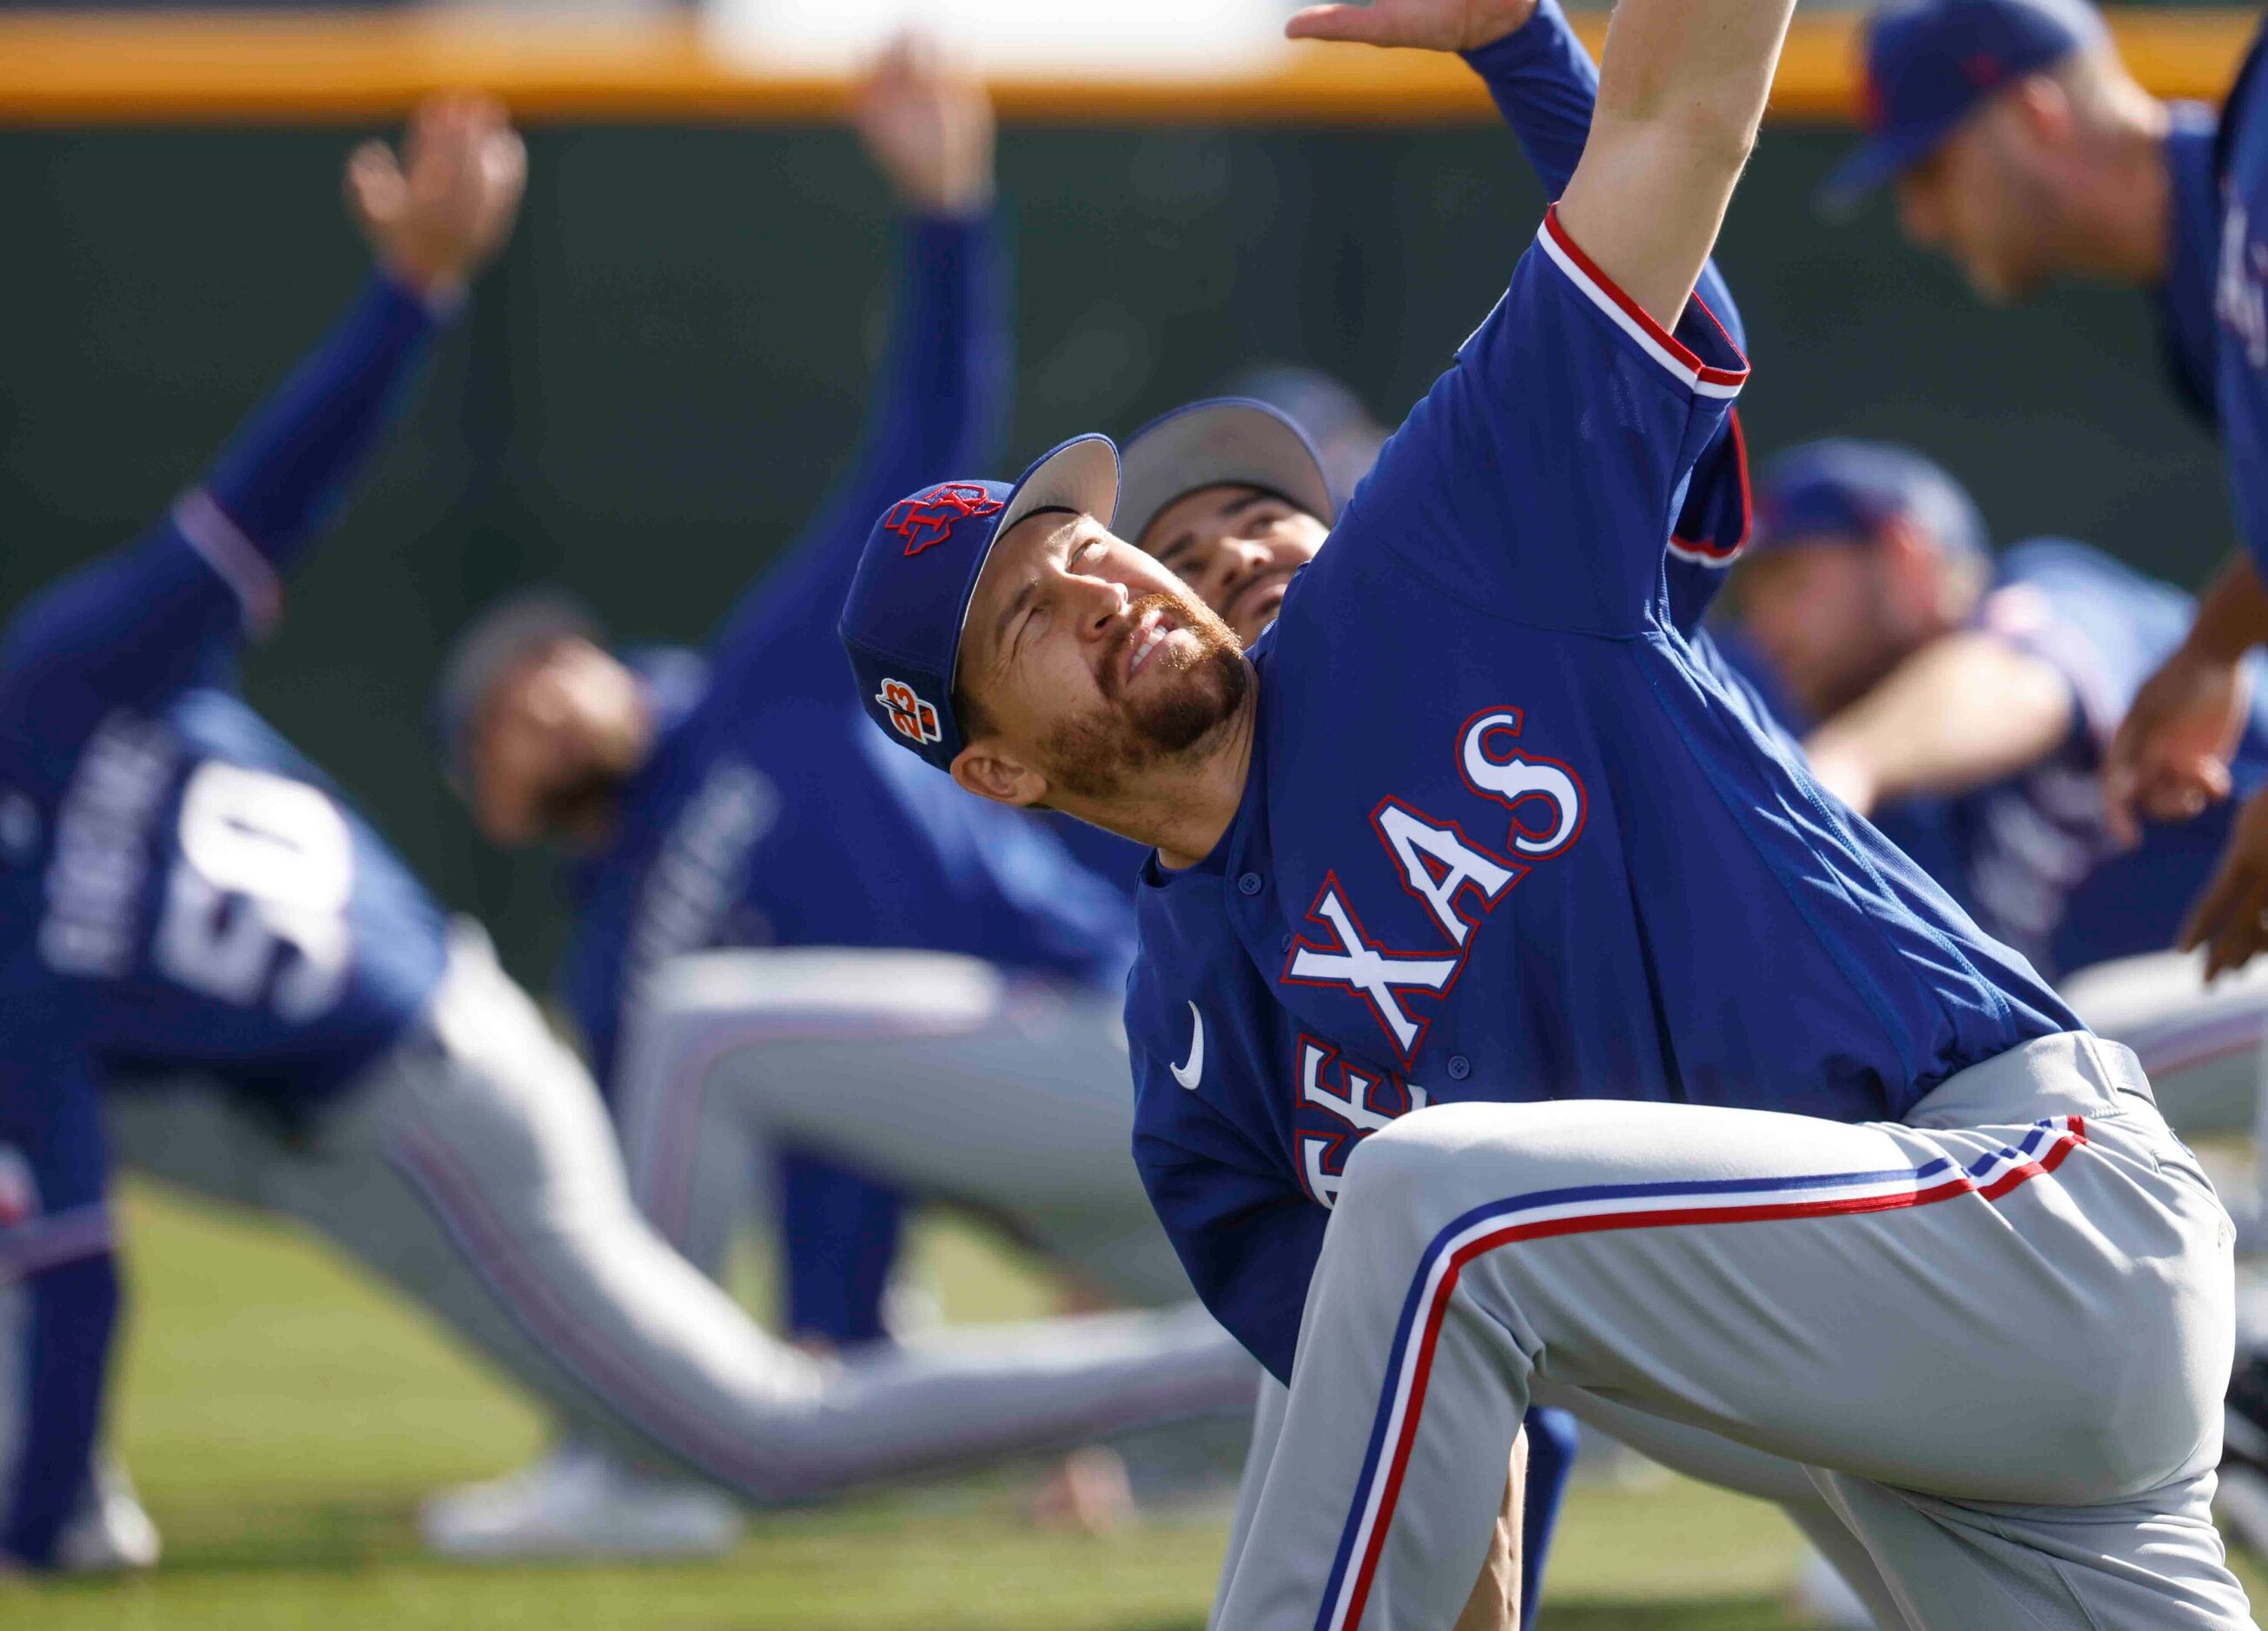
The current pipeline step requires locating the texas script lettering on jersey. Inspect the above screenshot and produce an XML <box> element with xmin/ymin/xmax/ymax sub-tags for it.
<box><xmin>1279</xmin><ymin>706</ymin><xmax>1584</xmax><ymax>1205</ymax></box>
<box><xmin>2218</xmin><ymin>201</ymin><xmax>2268</xmax><ymax>373</ymax></box>
<box><xmin>1281</xmin><ymin>706</ymin><xmax>1584</xmax><ymax>1062</ymax></box>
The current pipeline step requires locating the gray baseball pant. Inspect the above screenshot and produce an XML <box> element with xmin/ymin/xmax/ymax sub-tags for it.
<box><xmin>1215</xmin><ymin>1033</ymin><xmax>2251</xmax><ymax>1631</ymax></box>
<box><xmin>616</xmin><ymin>947</ymin><xmax>1191</xmax><ymax>1308</ymax></box>
<box><xmin>102</xmin><ymin>928</ymin><xmax>1256</xmax><ymax>1503</ymax></box>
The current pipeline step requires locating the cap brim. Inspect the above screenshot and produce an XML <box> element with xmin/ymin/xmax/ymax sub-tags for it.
<box><xmin>1813</xmin><ymin>116</ymin><xmax>1962</xmax><ymax>219</ymax></box>
<box><xmin>949</xmin><ymin>433</ymin><xmax>1122</xmax><ymax>678</ymax></box>
<box><xmin>1116</xmin><ymin>399</ymin><xmax>1337</xmax><ymax>551</ymax></box>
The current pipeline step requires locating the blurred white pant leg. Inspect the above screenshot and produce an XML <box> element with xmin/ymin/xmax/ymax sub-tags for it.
<box><xmin>618</xmin><ymin>948</ymin><xmax>1191</xmax><ymax>1306</ymax></box>
<box><xmin>2060</xmin><ymin>949</ymin><xmax>2268</xmax><ymax>1141</ymax></box>
<box><xmin>107</xmin><ymin>933</ymin><xmax>1256</xmax><ymax>1502</ymax></box>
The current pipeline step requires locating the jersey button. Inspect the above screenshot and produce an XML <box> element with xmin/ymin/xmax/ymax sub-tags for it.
<box><xmin>1446</xmin><ymin>1054</ymin><xmax>1471</xmax><ymax>1081</ymax></box>
<box><xmin>1237</xmin><ymin>871</ymin><xmax>1263</xmax><ymax>896</ymax></box>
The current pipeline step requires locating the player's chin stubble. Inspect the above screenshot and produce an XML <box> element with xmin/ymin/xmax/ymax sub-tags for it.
<box><xmin>1040</xmin><ymin>596</ymin><xmax>1250</xmax><ymax>802</ymax></box>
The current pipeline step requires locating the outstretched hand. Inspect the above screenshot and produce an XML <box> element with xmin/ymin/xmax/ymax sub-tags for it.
<box><xmin>855</xmin><ymin>32</ymin><xmax>995</xmax><ymax>218</ymax></box>
<box><xmin>2100</xmin><ymin>643</ymin><xmax>2247</xmax><ymax>848</ymax></box>
<box><xmin>346</xmin><ymin>92</ymin><xmax>526</xmax><ymax>300</ymax></box>
<box><xmin>1285</xmin><ymin>0</ymin><xmax>1540</xmax><ymax>54</ymax></box>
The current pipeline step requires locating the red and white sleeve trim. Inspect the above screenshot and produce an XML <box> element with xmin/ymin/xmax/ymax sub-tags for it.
<box><xmin>173</xmin><ymin>487</ymin><xmax>283</xmax><ymax>641</ymax></box>
<box><xmin>1536</xmin><ymin>207</ymin><xmax>1749</xmax><ymax>401</ymax></box>
<box><xmin>1667</xmin><ymin>411</ymin><xmax>1754</xmax><ymax>570</ymax></box>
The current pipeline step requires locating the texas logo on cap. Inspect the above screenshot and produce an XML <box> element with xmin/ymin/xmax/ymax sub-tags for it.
<box><xmin>883</xmin><ymin>484</ymin><xmax>1004</xmax><ymax>557</ymax></box>
<box><xmin>838</xmin><ymin>436</ymin><xmax>1121</xmax><ymax>774</ymax></box>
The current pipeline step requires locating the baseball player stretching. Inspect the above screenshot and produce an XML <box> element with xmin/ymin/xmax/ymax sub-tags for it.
<box><xmin>1822</xmin><ymin>0</ymin><xmax>2268</xmax><ymax>1075</ymax></box>
<box><xmin>425</xmin><ymin>43</ymin><xmax>1221</xmax><ymax>1555</ymax></box>
<box><xmin>0</xmin><ymin>96</ymin><xmax>1256</xmax><ymax>1574</ymax></box>
<box><xmin>1104</xmin><ymin>0</ymin><xmax>1803</xmax><ymax>1615</ymax></box>
<box><xmin>834</xmin><ymin>0</ymin><xmax>2251</xmax><ymax>1621</ymax></box>
<box><xmin>1732</xmin><ymin>441</ymin><xmax>2268</xmax><ymax>1160</ymax></box>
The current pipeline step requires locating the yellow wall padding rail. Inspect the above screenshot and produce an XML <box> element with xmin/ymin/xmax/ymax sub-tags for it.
<box><xmin>0</xmin><ymin>9</ymin><xmax>2252</xmax><ymax>127</ymax></box>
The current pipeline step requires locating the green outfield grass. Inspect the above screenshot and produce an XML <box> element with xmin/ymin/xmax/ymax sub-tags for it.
<box><xmin>14</xmin><ymin>1183</ymin><xmax>2263</xmax><ymax>1629</ymax></box>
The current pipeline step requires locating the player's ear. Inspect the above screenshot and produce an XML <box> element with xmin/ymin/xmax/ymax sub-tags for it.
<box><xmin>2005</xmin><ymin>73</ymin><xmax>2075</xmax><ymax>149</ymax></box>
<box><xmin>1877</xmin><ymin>517</ymin><xmax>1956</xmax><ymax>624</ymax></box>
<box><xmin>951</xmin><ymin>740</ymin><xmax>1048</xmax><ymax>809</ymax></box>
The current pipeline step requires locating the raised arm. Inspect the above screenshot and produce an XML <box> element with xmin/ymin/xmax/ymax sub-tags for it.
<box><xmin>1802</xmin><ymin>632</ymin><xmax>2075</xmax><ymax>817</ymax></box>
<box><xmin>0</xmin><ymin>96</ymin><xmax>523</xmax><ymax>732</ymax></box>
<box><xmin>707</xmin><ymin>36</ymin><xmax>1007</xmax><ymax>674</ymax></box>
<box><xmin>1291</xmin><ymin>0</ymin><xmax>1789</xmax><ymax>322</ymax></box>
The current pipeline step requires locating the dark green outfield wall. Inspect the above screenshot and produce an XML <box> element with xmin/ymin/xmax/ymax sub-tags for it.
<box><xmin>0</xmin><ymin>122</ymin><xmax>2229</xmax><ymax>981</ymax></box>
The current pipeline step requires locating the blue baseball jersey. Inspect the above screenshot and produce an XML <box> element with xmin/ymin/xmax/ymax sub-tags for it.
<box><xmin>557</xmin><ymin>216</ymin><xmax>1137</xmax><ymax>1096</ymax></box>
<box><xmin>2216</xmin><ymin>19</ymin><xmax>2268</xmax><ymax>580</ymax></box>
<box><xmin>1906</xmin><ymin>542</ymin><xmax>2268</xmax><ymax>977</ymax></box>
<box><xmin>1126</xmin><ymin>214</ymin><xmax>2080</xmax><ymax>1381</ymax></box>
<box><xmin>1716</xmin><ymin>545</ymin><xmax>2268</xmax><ymax>980</ymax></box>
<box><xmin>0</xmin><ymin>274</ymin><xmax>452</xmax><ymax>1562</ymax></box>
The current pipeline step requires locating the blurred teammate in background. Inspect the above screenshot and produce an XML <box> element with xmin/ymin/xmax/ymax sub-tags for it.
<box><xmin>1728</xmin><ymin>439</ymin><xmax>2268</xmax><ymax>1621</ymax></box>
<box><xmin>1829</xmin><ymin>0</ymin><xmax>2268</xmax><ymax>1568</ymax></box>
<box><xmin>1733</xmin><ymin>439</ymin><xmax>2268</xmax><ymax>1146</ymax></box>
<box><xmin>428</xmin><ymin>42</ymin><xmax>1231</xmax><ymax>1558</ymax></box>
<box><xmin>0</xmin><ymin>94</ymin><xmax>1257</xmax><ymax>1576</ymax></box>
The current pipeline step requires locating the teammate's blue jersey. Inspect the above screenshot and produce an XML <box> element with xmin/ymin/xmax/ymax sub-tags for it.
<box><xmin>2157</xmin><ymin>105</ymin><xmax>2222</xmax><ymax>426</ymax></box>
<box><xmin>2215</xmin><ymin>20</ymin><xmax>2268</xmax><ymax>580</ymax></box>
<box><xmin>1125</xmin><ymin>215</ymin><xmax>2080</xmax><ymax>1381</ymax></box>
<box><xmin>1716</xmin><ymin>545</ymin><xmax>2268</xmax><ymax>980</ymax></box>
<box><xmin>0</xmin><ymin>274</ymin><xmax>452</xmax><ymax>1562</ymax></box>
<box><xmin>1902</xmin><ymin>543</ymin><xmax>2268</xmax><ymax>977</ymax></box>
<box><xmin>557</xmin><ymin>216</ymin><xmax>1136</xmax><ymax>1092</ymax></box>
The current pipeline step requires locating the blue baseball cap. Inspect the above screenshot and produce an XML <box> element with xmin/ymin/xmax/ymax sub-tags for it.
<box><xmin>839</xmin><ymin>435</ymin><xmax>1121</xmax><ymax>771</ymax></box>
<box><xmin>1751</xmin><ymin>439</ymin><xmax>1990</xmax><ymax>562</ymax></box>
<box><xmin>1818</xmin><ymin>0</ymin><xmax>2109</xmax><ymax>215</ymax></box>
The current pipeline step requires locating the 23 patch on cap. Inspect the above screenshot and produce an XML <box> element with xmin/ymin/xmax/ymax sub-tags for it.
<box><xmin>876</xmin><ymin>678</ymin><xmax>943</xmax><ymax>745</ymax></box>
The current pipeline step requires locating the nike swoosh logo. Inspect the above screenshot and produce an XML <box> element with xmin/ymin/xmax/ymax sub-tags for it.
<box><xmin>1171</xmin><ymin>1001</ymin><xmax>1204</xmax><ymax>1091</ymax></box>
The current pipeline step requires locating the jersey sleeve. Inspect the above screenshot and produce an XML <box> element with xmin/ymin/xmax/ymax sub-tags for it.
<box><xmin>1974</xmin><ymin>544</ymin><xmax>2157</xmax><ymax>752</ymax></box>
<box><xmin>0</xmin><ymin>274</ymin><xmax>445</xmax><ymax>743</ymax></box>
<box><xmin>1129</xmin><ymin>1021</ymin><xmax>1326</xmax><ymax>1385</ymax></box>
<box><xmin>708</xmin><ymin>212</ymin><xmax>1009</xmax><ymax>681</ymax></box>
<box><xmin>1347</xmin><ymin>208</ymin><xmax>1748</xmax><ymax>633</ymax></box>
<box><xmin>0</xmin><ymin>1046</ymin><xmax>121</xmax><ymax>1569</ymax></box>
<box><xmin>1459</xmin><ymin>14</ymin><xmax>1753</xmax><ymax>631</ymax></box>
<box><xmin>1134</xmin><ymin>1119</ymin><xmax>1325</xmax><ymax>1385</ymax></box>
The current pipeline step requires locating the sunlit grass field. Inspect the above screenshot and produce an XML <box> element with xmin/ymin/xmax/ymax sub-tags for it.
<box><xmin>17</xmin><ymin>1182</ymin><xmax>2264</xmax><ymax>1628</ymax></box>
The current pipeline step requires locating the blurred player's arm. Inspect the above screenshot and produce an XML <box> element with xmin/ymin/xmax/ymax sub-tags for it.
<box><xmin>1452</xmin><ymin>1436</ymin><xmax>1527</xmax><ymax>1631</ymax></box>
<box><xmin>0</xmin><ymin>96</ymin><xmax>520</xmax><ymax>728</ymax></box>
<box><xmin>707</xmin><ymin>36</ymin><xmax>1006</xmax><ymax>669</ymax></box>
<box><xmin>0</xmin><ymin>1060</ymin><xmax>120</xmax><ymax>1572</ymax></box>
<box><xmin>1802</xmin><ymin>632</ymin><xmax>2074</xmax><ymax>817</ymax></box>
<box><xmin>2105</xmin><ymin>552</ymin><xmax>2268</xmax><ymax>844</ymax></box>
